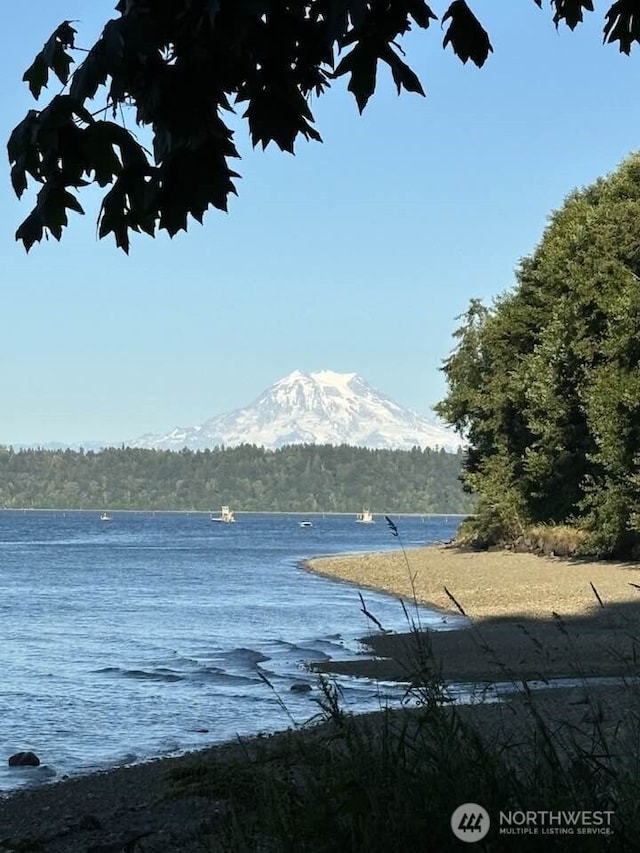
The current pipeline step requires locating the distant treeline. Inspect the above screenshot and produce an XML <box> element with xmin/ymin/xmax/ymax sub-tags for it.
<box><xmin>0</xmin><ymin>444</ymin><xmax>473</xmax><ymax>514</ymax></box>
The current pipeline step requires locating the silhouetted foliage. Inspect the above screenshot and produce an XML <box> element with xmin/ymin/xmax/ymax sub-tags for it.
<box><xmin>8</xmin><ymin>2</ymin><xmax>637</xmax><ymax>252</ymax></box>
<box><xmin>0</xmin><ymin>443</ymin><xmax>473</xmax><ymax>514</ymax></box>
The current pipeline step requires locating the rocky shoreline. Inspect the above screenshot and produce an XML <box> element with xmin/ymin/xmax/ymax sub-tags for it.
<box><xmin>2</xmin><ymin>679</ymin><xmax>635</xmax><ymax>852</ymax></box>
<box><xmin>0</xmin><ymin>727</ymin><xmax>315</xmax><ymax>852</ymax></box>
<box><xmin>2</xmin><ymin>682</ymin><xmax>635</xmax><ymax>852</ymax></box>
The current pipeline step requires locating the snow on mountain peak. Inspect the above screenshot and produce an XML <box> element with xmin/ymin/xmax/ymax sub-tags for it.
<box><xmin>312</xmin><ymin>369</ymin><xmax>358</xmax><ymax>388</ymax></box>
<box><xmin>129</xmin><ymin>370</ymin><xmax>463</xmax><ymax>452</ymax></box>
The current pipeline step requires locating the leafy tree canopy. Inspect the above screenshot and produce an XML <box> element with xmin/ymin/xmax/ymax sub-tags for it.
<box><xmin>436</xmin><ymin>153</ymin><xmax>640</xmax><ymax>558</ymax></box>
<box><xmin>8</xmin><ymin>1</ymin><xmax>639</xmax><ymax>253</ymax></box>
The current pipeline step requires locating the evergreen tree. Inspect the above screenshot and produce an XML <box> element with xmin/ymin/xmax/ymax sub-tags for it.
<box><xmin>437</xmin><ymin>153</ymin><xmax>640</xmax><ymax>557</ymax></box>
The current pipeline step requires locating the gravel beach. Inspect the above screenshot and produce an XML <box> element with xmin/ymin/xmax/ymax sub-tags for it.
<box><xmin>305</xmin><ymin>544</ymin><xmax>640</xmax><ymax>621</ymax></box>
<box><xmin>306</xmin><ymin>545</ymin><xmax>640</xmax><ymax>683</ymax></box>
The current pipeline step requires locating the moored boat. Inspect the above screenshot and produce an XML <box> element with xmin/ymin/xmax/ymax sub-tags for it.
<box><xmin>356</xmin><ymin>508</ymin><xmax>375</xmax><ymax>524</ymax></box>
<box><xmin>211</xmin><ymin>505</ymin><xmax>236</xmax><ymax>523</ymax></box>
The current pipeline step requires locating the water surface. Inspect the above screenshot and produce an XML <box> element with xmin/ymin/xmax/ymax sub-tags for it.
<box><xmin>0</xmin><ymin>510</ymin><xmax>463</xmax><ymax>790</ymax></box>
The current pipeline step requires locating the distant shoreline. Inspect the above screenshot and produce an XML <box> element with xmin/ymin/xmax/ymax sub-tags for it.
<box><xmin>0</xmin><ymin>508</ymin><xmax>469</xmax><ymax>517</ymax></box>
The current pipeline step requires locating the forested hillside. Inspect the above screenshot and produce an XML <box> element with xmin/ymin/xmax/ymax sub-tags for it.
<box><xmin>0</xmin><ymin>444</ymin><xmax>472</xmax><ymax>514</ymax></box>
<box><xmin>437</xmin><ymin>154</ymin><xmax>640</xmax><ymax>557</ymax></box>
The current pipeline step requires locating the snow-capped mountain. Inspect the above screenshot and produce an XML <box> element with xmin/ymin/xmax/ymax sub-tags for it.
<box><xmin>129</xmin><ymin>370</ymin><xmax>462</xmax><ymax>452</ymax></box>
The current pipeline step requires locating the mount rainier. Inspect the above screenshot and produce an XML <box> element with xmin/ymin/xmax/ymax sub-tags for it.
<box><xmin>129</xmin><ymin>370</ymin><xmax>462</xmax><ymax>452</ymax></box>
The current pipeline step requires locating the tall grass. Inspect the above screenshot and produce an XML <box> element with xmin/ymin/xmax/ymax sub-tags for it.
<box><xmin>169</xmin><ymin>522</ymin><xmax>640</xmax><ymax>851</ymax></box>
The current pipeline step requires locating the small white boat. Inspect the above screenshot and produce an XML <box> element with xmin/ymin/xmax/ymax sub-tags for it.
<box><xmin>356</xmin><ymin>509</ymin><xmax>375</xmax><ymax>524</ymax></box>
<box><xmin>100</xmin><ymin>512</ymin><xmax>113</xmax><ymax>522</ymax></box>
<box><xmin>299</xmin><ymin>520</ymin><xmax>313</xmax><ymax>528</ymax></box>
<box><xmin>211</xmin><ymin>505</ymin><xmax>236</xmax><ymax>523</ymax></box>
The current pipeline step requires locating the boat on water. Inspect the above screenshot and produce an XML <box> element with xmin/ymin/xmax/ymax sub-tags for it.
<box><xmin>356</xmin><ymin>508</ymin><xmax>375</xmax><ymax>524</ymax></box>
<box><xmin>211</xmin><ymin>505</ymin><xmax>236</xmax><ymax>523</ymax></box>
<box><xmin>299</xmin><ymin>520</ymin><xmax>313</xmax><ymax>528</ymax></box>
<box><xmin>100</xmin><ymin>512</ymin><xmax>113</xmax><ymax>522</ymax></box>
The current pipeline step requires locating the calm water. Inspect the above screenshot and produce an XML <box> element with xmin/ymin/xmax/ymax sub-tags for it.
<box><xmin>0</xmin><ymin>511</ymin><xmax>463</xmax><ymax>791</ymax></box>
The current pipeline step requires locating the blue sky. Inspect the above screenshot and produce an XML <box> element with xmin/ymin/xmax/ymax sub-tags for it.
<box><xmin>2</xmin><ymin>2</ymin><xmax>639</xmax><ymax>445</ymax></box>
